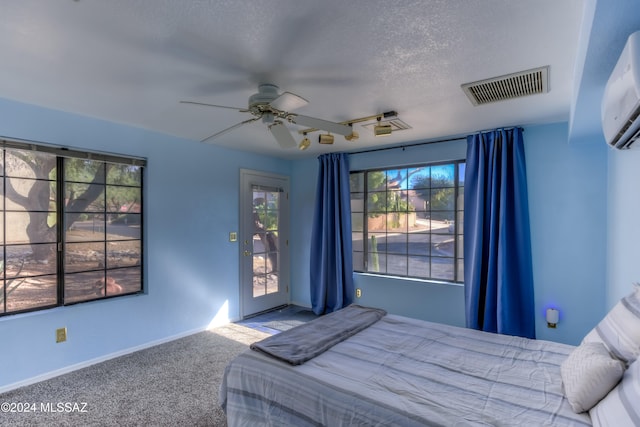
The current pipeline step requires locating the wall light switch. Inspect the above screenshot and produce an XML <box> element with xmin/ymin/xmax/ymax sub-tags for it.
<box><xmin>229</xmin><ymin>232</ymin><xmax>237</xmax><ymax>242</ymax></box>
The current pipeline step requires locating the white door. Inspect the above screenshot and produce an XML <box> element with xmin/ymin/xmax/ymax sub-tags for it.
<box><xmin>239</xmin><ymin>169</ymin><xmax>290</xmax><ymax>317</ymax></box>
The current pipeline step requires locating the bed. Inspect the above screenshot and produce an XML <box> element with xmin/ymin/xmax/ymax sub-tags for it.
<box><xmin>220</xmin><ymin>295</ymin><xmax>640</xmax><ymax>426</ymax></box>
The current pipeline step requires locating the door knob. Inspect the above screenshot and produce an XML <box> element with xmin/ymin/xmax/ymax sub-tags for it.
<box><xmin>243</xmin><ymin>250</ymin><xmax>251</xmax><ymax>256</ymax></box>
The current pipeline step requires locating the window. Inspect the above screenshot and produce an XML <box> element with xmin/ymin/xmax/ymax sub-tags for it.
<box><xmin>350</xmin><ymin>161</ymin><xmax>464</xmax><ymax>282</ymax></box>
<box><xmin>1</xmin><ymin>141</ymin><xmax>144</xmax><ymax>316</ymax></box>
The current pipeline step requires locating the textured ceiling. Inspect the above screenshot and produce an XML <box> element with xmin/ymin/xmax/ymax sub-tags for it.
<box><xmin>0</xmin><ymin>0</ymin><xmax>585</xmax><ymax>158</ymax></box>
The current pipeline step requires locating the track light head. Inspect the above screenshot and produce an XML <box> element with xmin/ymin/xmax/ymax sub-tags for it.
<box><xmin>374</xmin><ymin>117</ymin><xmax>392</xmax><ymax>137</ymax></box>
<box><xmin>299</xmin><ymin>134</ymin><xmax>311</xmax><ymax>150</ymax></box>
<box><xmin>374</xmin><ymin>124</ymin><xmax>392</xmax><ymax>136</ymax></box>
<box><xmin>345</xmin><ymin>131</ymin><xmax>359</xmax><ymax>141</ymax></box>
<box><xmin>344</xmin><ymin>125</ymin><xmax>359</xmax><ymax>141</ymax></box>
<box><xmin>318</xmin><ymin>133</ymin><xmax>334</xmax><ymax>144</ymax></box>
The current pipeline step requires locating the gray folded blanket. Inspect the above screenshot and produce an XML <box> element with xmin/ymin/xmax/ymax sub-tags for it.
<box><xmin>250</xmin><ymin>304</ymin><xmax>387</xmax><ymax>365</ymax></box>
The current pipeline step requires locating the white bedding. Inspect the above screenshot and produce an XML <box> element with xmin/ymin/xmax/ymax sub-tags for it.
<box><xmin>220</xmin><ymin>314</ymin><xmax>592</xmax><ymax>426</ymax></box>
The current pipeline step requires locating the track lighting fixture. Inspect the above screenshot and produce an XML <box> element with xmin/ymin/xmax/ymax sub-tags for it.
<box><xmin>298</xmin><ymin>133</ymin><xmax>311</xmax><ymax>150</ymax></box>
<box><xmin>295</xmin><ymin>110</ymin><xmax>406</xmax><ymax>146</ymax></box>
<box><xmin>374</xmin><ymin>116</ymin><xmax>393</xmax><ymax>137</ymax></box>
<box><xmin>318</xmin><ymin>133</ymin><xmax>334</xmax><ymax>144</ymax></box>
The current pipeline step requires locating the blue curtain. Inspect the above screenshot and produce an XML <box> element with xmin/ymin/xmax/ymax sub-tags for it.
<box><xmin>464</xmin><ymin>128</ymin><xmax>535</xmax><ymax>339</ymax></box>
<box><xmin>310</xmin><ymin>153</ymin><xmax>354</xmax><ymax>315</ymax></box>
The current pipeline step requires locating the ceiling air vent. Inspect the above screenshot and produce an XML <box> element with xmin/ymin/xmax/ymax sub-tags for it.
<box><xmin>461</xmin><ymin>66</ymin><xmax>549</xmax><ymax>106</ymax></box>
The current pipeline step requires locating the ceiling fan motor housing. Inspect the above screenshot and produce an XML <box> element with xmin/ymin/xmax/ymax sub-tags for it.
<box><xmin>248</xmin><ymin>84</ymin><xmax>280</xmax><ymax>108</ymax></box>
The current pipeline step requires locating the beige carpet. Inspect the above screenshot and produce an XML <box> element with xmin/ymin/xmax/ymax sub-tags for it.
<box><xmin>0</xmin><ymin>324</ymin><xmax>269</xmax><ymax>427</ymax></box>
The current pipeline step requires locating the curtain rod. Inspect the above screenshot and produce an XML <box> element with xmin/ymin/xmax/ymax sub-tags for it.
<box><xmin>1</xmin><ymin>135</ymin><xmax>147</xmax><ymax>166</ymax></box>
<box><xmin>348</xmin><ymin>136</ymin><xmax>466</xmax><ymax>156</ymax></box>
<box><xmin>348</xmin><ymin>126</ymin><xmax>524</xmax><ymax>156</ymax></box>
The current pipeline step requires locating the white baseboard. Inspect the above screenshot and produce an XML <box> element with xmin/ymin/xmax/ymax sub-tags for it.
<box><xmin>0</xmin><ymin>326</ymin><xmax>208</xmax><ymax>394</ymax></box>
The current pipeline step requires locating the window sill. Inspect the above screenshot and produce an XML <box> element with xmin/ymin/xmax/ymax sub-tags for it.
<box><xmin>353</xmin><ymin>272</ymin><xmax>464</xmax><ymax>288</ymax></box>
<box><xmin>0</xmin><ymin>292</ymin><xmax>145</xmax><ymax>322</ymax></box>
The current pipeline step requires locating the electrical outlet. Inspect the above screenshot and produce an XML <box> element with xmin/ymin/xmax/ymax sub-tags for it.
<box><xmin>56</xmin><ymin>327</ymin><xmax>67</xmax><ymax>343</ymax></box>
<box><xmin>229</xmin><ymin>232</ymin><xmax>237</xmax><ymax>242</ymax></box>
<box><xmin>355</xmin><ymin>288</ymin><xmax>362</xmax><ymax>298</ymax></box>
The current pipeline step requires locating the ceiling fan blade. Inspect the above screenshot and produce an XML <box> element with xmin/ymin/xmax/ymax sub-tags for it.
<box><xmin>180</xmin><ymin>100</ymin><xmax>249</xmax><ymax>112</ymax></box>
<box><xmin>269</xmin><ymin>121</ymin><xmax>297</xmax><ymax>149</ymax></box>
<box><xmin>291</xmin><ymin>115</ymin><xmax>352</xmax><ymax>136</ymax></box>
<box><xmin>166</xmin><ymin>30</ymin><xmax>258</xmax><ymax>78</ymax></box>
<box><xmin>201</xmin><ymin>117</ymin><xmax>260</xmax><ymax>143</ymax></box>
<box><xmin>270</xmin><ymin>91</ymin><xmax>308</xmax><ymax>111</ymax></box>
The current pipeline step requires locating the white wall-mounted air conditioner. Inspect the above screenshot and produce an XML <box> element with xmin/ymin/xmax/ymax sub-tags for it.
<box><xmin>602</xmin><ymin>31</ymin><xmax>640</xmax><ymax>149</ymax></box>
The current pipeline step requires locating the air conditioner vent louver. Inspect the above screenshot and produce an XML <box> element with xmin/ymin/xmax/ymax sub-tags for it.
<box><xmin>462</xmin><ymin>66</ymin><xmax>549</xmax><ymax>106</ymax></box>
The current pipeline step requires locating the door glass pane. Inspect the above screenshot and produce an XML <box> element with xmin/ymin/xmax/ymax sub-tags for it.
<box><xmin>253</xmin><ymin>275</ymin><xmax>267</xmax><ymax>298</ymax></box>
<box><xmin>252</xmin><ymin>187</ymin><xmax>280</xmax><ymax>297</ymax></box>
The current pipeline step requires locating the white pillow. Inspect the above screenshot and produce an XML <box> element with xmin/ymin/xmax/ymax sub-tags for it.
<box><xmin>589</xmin><ymin>358</ymin><xmax>640</xmax><ymax>426</ymax></box>
<box><xmin>561</xmin><ymin>342</ymin><xmax>625</xmax><ymax>413</ymax></box>
<box><xmin>582</xmin><ymin>285</ymin><xmax>640</xmax><ymax>365</ymax></box>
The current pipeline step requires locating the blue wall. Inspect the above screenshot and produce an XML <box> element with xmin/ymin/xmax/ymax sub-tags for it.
<box><xmin>290</xmin><ymin>123</ymin><xmax>609</xmax><ymax>345</ymax></box>
<box><xmin>525</xmin><ymin>124</ymin><xmax>608</xmax><ymax>344</ymax></box>
<box><xmin>0</xmin><ymin>97</ymin><xmax>291</xmax><ymax>390</ymax></box>
<box><xmin>607</xmin><ymin>146</ymin><xmax>640</xmax><ymax>305</ymax></box>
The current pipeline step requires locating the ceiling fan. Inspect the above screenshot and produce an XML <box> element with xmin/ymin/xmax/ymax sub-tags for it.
<box><xmin>181</xmin><ymin>83</ymin><xmax>354</xmax><ymax>149</ymax></box>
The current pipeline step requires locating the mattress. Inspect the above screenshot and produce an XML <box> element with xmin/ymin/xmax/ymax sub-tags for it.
<box><xmin>220</xmin><ymin>313</ymin><xmax>592</xmax><ymax>426</ymax></box>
